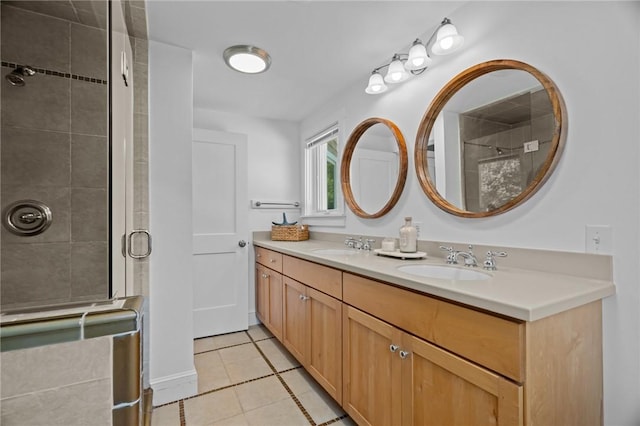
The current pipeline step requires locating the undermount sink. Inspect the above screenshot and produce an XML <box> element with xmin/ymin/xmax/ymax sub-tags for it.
<box><xmin>397</xmin><ymin>264</ymin><xmax>491</xmax><ymax>281</ymax></box>
<box><xmin>312</xmin><ymin>248</ymin><xmax>360</xmax><ymax>256</ymax></box>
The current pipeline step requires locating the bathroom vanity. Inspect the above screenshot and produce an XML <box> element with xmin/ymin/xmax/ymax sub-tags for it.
<box><xmin>254</xmin><ymin>236</ymin><xmax>614</xmax><ymax>426</ymax></box>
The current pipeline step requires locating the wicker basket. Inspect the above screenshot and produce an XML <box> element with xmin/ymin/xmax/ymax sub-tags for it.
<box><xmin>271</xmin><ymin>224</ymin><xmax>309</xmax><ymax>241</ymax></box>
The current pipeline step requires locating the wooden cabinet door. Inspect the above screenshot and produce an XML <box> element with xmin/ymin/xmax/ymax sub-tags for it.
<box><xmin>307</xmin><ymin>287</ymin><xmax>342</xmax><ymax>403</ymax></box>
<box><xmin>343</xmin><ymin>305</ymin><xmax>402</xmax><ymax>426</ymax></box>
<box><xmin>255</xmin><ymin>264</ymin><xmax>283</xmax><ymax>340</ymax></box>
<box><xmin>266</xmin><ymin>270</ymin><xmax>283</xmax><ymax>340</ymax></box>
<box><xmin>255</xmin><ymin>264</ymin><xmax>269</xmax><ymax>325</ymax></box>
<box><xmin>282</xmin><ymin>277</ymin><xmax>308</xmax><ymax>364</ymax></box>
<box><xmin>400</xmin><ymin>333</ymin><xmax>523</xmax><ymax>426</ymax></box>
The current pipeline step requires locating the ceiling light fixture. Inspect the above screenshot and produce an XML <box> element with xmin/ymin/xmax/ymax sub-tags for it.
<box><xmin>365</xmin><ymin>17</ymin><xmax>464</xmax><ymax>95</ymax></box>
<box><xmin>223</xmin><ymin>45</ymin><xmax>271</xmax><ymax>74</ymax></box>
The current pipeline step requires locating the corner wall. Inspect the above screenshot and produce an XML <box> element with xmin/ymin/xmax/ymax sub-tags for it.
<box><xmin>149</xmin><ymin>40</ymin><xmax>197</xmax><ymax>405</ymax></box>
<box><xmin>301</xmin><ymin>2</ymin><xmax>640</xmax><ymax>424</ymax></box>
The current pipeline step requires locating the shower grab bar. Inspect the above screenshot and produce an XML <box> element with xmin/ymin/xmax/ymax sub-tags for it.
<box><xmin>252</xmin><ymin>200</ymin><xmax>300</xmax><ymax>208</ymax></box>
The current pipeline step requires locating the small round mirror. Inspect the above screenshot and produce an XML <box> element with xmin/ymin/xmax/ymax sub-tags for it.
<box><xmin>341</xmin><ymin>118</ymin><xmax>408</xmax><ymax>218</ymax></box>
<box><xmin>415</xmin><ymin>59</ymin><xmax>566</xmax><ymax>217</ymax></box>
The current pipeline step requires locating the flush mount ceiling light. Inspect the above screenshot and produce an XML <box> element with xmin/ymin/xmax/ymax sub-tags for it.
<box><xmin>223</xmin><ymin>45</ymin><xmax>271</xmax><ymax>74</ymax></box>
<box><xmin>365</xmin><ymin>17</ymin><xmax>464</xmax><ymax>95</ymax></box>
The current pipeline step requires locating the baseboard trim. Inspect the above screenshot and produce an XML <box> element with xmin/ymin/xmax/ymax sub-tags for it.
<box><xmin>150</xmin><ymin>369</ymin><xmax>197</xmax><ymax>406</ymax></box>
<box><xmin>248</xmin><ymin>311</ymin><xmax>259</xmax><ymax>326</ymax></box>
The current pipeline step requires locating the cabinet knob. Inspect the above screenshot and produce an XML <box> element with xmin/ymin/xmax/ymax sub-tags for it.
<box><xmin>389</xmin><ymin>344</ymin><xmax>399</xmax><ymax>353</ymax></box>
<box><xmin>299</xmin><ymin>294</ymin><xmax>309</xmax><ymax>301</ymax></box>
<box><xmin>399</xmin><ymin>350</ymin><xmax>410</xmax><ymax>359</ymax></box>
<box><xmin>270</xmin><ymin>259</ymin><xmax>277</xmax><ymax>263</ymax></box>
<box><xmin>261</xmin><ymin>273</ymin><xmax>269</xmax><ymax>279</ymax></box>
<box><xmin>257</xmin><ymin>254</ymin><xmax>261</xmax><ymax>258</ymax></box>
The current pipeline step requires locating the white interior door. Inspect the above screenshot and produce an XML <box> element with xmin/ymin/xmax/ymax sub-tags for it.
<box><xmin>192</xmin><ymin>128</ymin><xmax>249</xmax><ymax>338</ymax></box>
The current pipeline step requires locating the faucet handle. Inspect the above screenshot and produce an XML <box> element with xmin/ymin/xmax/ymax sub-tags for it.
<box><xmin>363</xmin><ymin>239</ymin><xmax>376</xmax><ymax>251</ymax></box>
<box><xmin>439</xmin><ymin>246</ymin><xmax>457</xmax><ymax>264</ymax></box>
<box><xmin>483</xmin><ymin>251</ymin><xmax>507</xmax><ymax>270</ymax></box>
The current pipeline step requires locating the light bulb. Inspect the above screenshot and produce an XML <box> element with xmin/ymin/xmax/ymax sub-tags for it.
<box><xmin>431</xmin><ymin>20</ymin><xmax>464</xmax><ymax>55</ymax></box>
<box><xmin>384</xmin><ymin>57</ymin><xmax>409</xmax><ymax>83</ymax></box>
<box><xmin>365</xmin><ymin>72</ymin><xmax>388</xmax><ymax>94</ymax></box>
<box><xmin>405</xmin><ymin>40</ymin><xmax>431</xmax><ymax>71</ymax></box>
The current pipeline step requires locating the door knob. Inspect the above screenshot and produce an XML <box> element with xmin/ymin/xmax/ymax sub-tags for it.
<box><xmin>238</xmin><ymin>240</ymin><xmax>247</xmax><ymax>247</ymax></box>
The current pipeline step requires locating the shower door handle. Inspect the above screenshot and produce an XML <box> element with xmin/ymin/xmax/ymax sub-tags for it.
<box><xmin>127</xmin><ymin>230</ymin><xmax>152</xmax><ymax>259</ymax></box>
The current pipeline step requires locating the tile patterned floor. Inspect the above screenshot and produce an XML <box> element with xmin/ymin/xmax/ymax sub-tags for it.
<box><xmin>151</xmin><ymin>325</ymin><xmax>356</xmax><ymax>426</ymax></box>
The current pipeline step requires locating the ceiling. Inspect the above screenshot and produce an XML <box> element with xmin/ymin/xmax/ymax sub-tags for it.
<box><xmin>147</xmin><ymin>1</ymin><xmax>466</xmax><ymax>122</ymax></box>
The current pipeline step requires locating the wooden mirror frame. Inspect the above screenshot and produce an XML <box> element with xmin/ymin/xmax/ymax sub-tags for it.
<box><xmin>415</xmin><ymin>59</ymin><xmax>566</xmax><ymax>218</ymax></box>
<box><xmin>341</xmin><ymin>117</ymin><xmax>408</xmax><ymax>219</ymax></box>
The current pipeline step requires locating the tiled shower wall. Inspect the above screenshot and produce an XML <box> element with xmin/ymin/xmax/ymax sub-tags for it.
<box><xmin>1</xmin><ymin>3</ymin><xmax>109</xmax><ymax>309</ymax></box>
<box><xmin>461</xmin><ymin>90</ymin><xmax>554</xmax><ymax>212</ymax></box>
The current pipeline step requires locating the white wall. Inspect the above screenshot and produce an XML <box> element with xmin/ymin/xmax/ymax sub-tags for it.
<box><xmin>149</xmin><ymin>41</ymin><xmax>197</xmax><ymax>405</ymax></box>
<box><xmin>301</xmin><ymin>2</ymin><xmax>640</xmax><ymax>424</ymax></box>
<box><xmin>194</xmin><ymin>108</ymin><xmax>300</xmax><ymax>324</ymax></box>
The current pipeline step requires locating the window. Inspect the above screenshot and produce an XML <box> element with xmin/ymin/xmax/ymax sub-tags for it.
<box><xmin>304</xmin><ymin>123</ymin><xmax>344</xmax><ymax>219</ymax></box>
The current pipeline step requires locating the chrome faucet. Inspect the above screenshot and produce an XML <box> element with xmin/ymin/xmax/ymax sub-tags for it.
<box><xmin>344</xmin><ymin>236</ymin><xmax>357</xmax><ymax>248</ymax></box>
<box><xmin>455</xmin><ymin>246</ymin><xmax>479</xmax><ymax>267</ymax></box>
<box><xmin>441</xmin><ymin>244</ymin><xmax>478</xmax><ymax>267</ymax></box>
<box><xmin>362</xmin><ymin>239</ymin><xmax>375</xmax><ymax>251</ymax></box>
<box><xmin>344</xmin><ymin>236</ymin><xmax>375</xmax><ymax>250</ymax></box>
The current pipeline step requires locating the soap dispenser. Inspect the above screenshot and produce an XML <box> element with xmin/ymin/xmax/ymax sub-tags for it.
<box><xmin>399</xmin><ymin>217</ymin><xmax>417</xmax><ymax>253</ymax></box>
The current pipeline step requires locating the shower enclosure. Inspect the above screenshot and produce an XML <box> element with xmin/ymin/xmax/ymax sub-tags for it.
<box><xmin>0</xmin><ymin>0</ymin><xmax>149</xmax><ymax>311</ymax></box>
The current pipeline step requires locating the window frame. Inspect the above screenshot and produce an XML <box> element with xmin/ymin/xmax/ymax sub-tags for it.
<box><xmin>302</xmin><ymin>122</ymin><xmax>345</xmax><ymax>223</ymax></box>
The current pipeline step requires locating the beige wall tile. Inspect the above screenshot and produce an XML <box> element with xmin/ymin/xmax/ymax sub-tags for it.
<box><xmin>71</xmin><ymin>188</ymin><xmax>108</xmax><ymax>242</ymax></box>
<box><xmin>2</xmin><ymin>68</ymin><xmax>70</xmax><ymax>133</ymax></box>
<box><xmin>1</xmin><ymin>127</ymin><xmax>71</xmax><ymax>187</ymax></box>
<box><xmin>1</xmin><ymin>242</ymin><xmax>71</xmax><ymax>306</ymax></box>
<box><xmin>70</xmin><ymin>242</ymin><xmax>109</xmax><ymax>299</ymax></box>
<box><xmin>1</xmin><ymin>5</ymin><xmax>70</xmax><ymax>70</ymax></box>
<box><xmin>70</xmin><ymin>23</ymin><xmax>107</xmax><ymax>79</ymax></box>
<box><xmin>1</xmin><ymin>336</ymin><xmax>111</xmax><ymax>398</ymax></box>
<box><xmin>71</xmin><ymin>134</ymin><xmax>108</xmax><ymax>188</ymax></box>
<box><xmin>70</xmin><ymin>80</ymin><xmax>108</xmax><ymax>136</ymax></box>
<box><xmin>1</xmin><ymin>378</ymin><xmax>112</xmax><ymax>426</ymax></box>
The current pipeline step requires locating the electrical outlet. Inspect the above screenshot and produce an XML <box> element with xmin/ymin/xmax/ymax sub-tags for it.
<box><xmin>414</xmin><ymin>222</ymin><xmax>422</xmax><ymax>238</ymax></box>
<box><xmin>585</xmin><ymin>225</ymin><xmax>612</xmax><ymax>254</ymax></box>
<box><xmin>523</xmin><ymin>140</ymin><xmax>539</xmax><ymax>153</ymax></box>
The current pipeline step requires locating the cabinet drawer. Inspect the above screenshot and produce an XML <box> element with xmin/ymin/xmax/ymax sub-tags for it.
<box><xmin>283</xmin><ymin>255</ymin><xmax>342</xmax><ymax>299</ymax></box>
<box><xmin>255</xmin><ymin>246</ymin><xmax>283</xmax><ymax>272</ymax></box>
<box><xmin>343</xmin><ymin>273</ymin><xmax>525</xmax><ymax>382</ymax></box>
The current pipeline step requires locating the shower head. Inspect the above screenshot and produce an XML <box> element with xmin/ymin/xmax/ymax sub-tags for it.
<box><xmin>5</xmin><ymin>65</ymin><xmax>36</xmax><ymax>86</ymax></box>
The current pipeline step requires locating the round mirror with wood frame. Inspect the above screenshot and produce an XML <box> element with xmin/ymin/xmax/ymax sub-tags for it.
<box><xmin>415</xmin><ymin>59</ymin><xmax>566</xmax><ymax>218</ymax></box>
<box><xmin>341</xmin><ymin>117</ymin><xmax>408</xmax><ymax>218</ymax></box>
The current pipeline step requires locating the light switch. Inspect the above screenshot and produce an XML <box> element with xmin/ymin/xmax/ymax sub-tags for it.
<box><xmin>585</xmin><ymin>225</ymin><xmax>612</xmax><ymax>254</ymax></box>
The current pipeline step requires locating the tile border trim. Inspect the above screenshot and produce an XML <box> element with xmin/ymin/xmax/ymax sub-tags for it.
<box><xmin>2</xmin><ymin>61</ymin><xmax>108</xmax><ymax>85</ymax></box>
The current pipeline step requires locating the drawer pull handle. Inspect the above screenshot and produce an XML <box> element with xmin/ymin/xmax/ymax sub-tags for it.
<box><xmin>389</xmin><ymin>344</ymin><xmax>399</xmax><ymax>353</ymax></box>
<box><xmin>299</xmin><ymin>294</ymin><xmax>309</xmax><ymax>301</ymax></box>
<box><xmin>399</xmin><ymin>350</ymin><xmax>410</xmax><ymax>360</ymax></box>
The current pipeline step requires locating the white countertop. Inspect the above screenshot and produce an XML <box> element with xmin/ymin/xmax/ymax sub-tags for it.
<box><xmin>253</xmin><ymin>238</ymin><xmax>615</xmax><ymax>322</ymax></box>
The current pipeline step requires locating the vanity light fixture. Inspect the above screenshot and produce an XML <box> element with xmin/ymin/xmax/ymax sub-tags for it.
<box><xmin>223</xmin><ymin>45</ymin><xmax>271</xmax><ymax>74</ymax></box>
<box><xmin>365</xmin><ymin>17</ymin><xmax>464</xmax><ymax>95</ymax></box>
